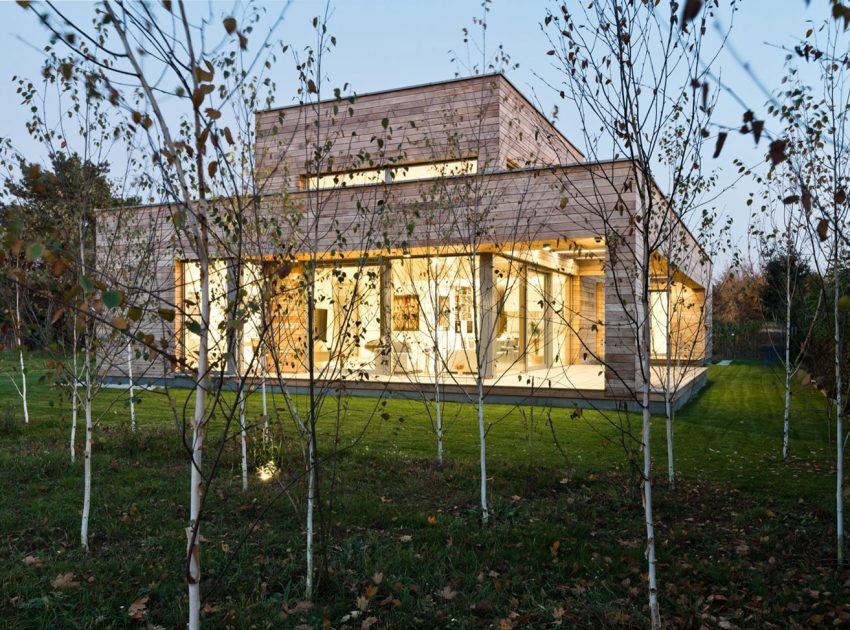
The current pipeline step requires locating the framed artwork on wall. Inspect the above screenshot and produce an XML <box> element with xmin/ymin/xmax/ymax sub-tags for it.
<box><xmin>392</xmin><ymin>294</ymin><xmax>420</xmax><ymax>331</ymax></box>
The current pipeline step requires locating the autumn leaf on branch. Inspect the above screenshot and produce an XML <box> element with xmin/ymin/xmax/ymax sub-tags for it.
<box><xmin>680</xmin><ymin>0</ymin><xmax>703</xmax><ymax>29</ymax></box>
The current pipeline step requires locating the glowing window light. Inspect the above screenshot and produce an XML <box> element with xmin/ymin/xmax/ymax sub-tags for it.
<box><xmin>303</xmin><ymin>158</ymin><xmax>477</xmax><ymax>190</ymax></box>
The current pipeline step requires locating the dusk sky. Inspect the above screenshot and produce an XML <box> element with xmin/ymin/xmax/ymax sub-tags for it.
<box><xmin>0</xmin><ymin>1</ymin><xmax>826</xmax><ymax>265</ymax></box>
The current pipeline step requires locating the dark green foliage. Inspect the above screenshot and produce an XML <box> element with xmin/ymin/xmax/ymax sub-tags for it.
<box><xmin>1</xmin><ymin>153</ymin><xmax>117</xmax><ymax>348</ymax></box>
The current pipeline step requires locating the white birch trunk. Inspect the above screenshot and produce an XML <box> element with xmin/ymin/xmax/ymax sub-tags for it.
<box><xmin>432</xmin><ymin>277</ymin><xmax>443</xmax><ymax>465</ymax></box>
<box><xmin>15</xmin><ymin>282</ymin><xmax>29</xmax><ymax>425</ymax></box>
<box><xmin>783</xmin><ymin>250</ymin><xmax>792</xmax><ymax>462</ymax></box>
<box><xmin>70</xmin><ymin>311</ymin><xmax>78</xmax><ymax>464</ymax></box>
<box><xmin>834</xmin><ymin>259</ymin><xmax>845</xmax><ymax>565</ymax></box>
<box><xmin>477</xmin><ymin>382</ymin><xmax>488</xmax><ymax>524</ymax></box>
<box><xmin>187</xmin><ymin>256</ymin><xmax>209</xmax><ymax>629</ymax></box>
<box><xmin>641</xmin><ymin>273</ymin><xmax>661</xmax><ymax>628</ymax></box>
<box><xmin>127</xmin><ymin>340</ymin><xmax>136</xmax><ymax>432</ymax></box>
<box><xmin>665</xmin><ymin>394</ymin><xmax>674</xmax><ymax>489</ymax></box>
<box><xmin>78</xmin><ymin>222</ymin><xmax>93</xmax><ymax>553</ymax></box>
<box><xmin>80</xmin><ymin>340</ymin><xmax>93</xmax><ymax>551</ymax></box>
<box><xmin>435</xmin><ymin>346</ymin><xmax>443</xmax><ymax>465</ymax></box>
<box><xmin>305</xmin><ymin>429</ymin><xmax>316</xmax><ymax>599</ymax></box>
<box><xmin>239</xmin><ymin>388</ymin><xmax>248</xmax><ymax>492</ymax></box>
<box><xmin>261</xmin><ymin>362</ymin><xmax>268</xmax><ymax>444</ymax></box>
<box><xmin>664</xmin><ymin>274</ymin><xmax>674</xmax><ymax>489</ymax></box>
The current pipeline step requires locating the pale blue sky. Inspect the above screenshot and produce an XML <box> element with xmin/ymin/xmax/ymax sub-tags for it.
<box><xmin>0</xmin><ymin>0</ymin><xmax>828</xmax><ymax>264</ymax></box>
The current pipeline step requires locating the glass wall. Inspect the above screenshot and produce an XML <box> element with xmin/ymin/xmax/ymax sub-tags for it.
<box><xmin>178</xmin><ymin>252</ymin><xmax>600</xmax><ymax>380</ymax></box>
<box><xmin>494</xmin><ymin>259</ymin><xmax>524</xmax><ymax>375</ymax></box>
<box><xmin>526</xmin><ymin>269</ymin><xmax>548</xmax><ymax>369</ymax></box>
<box><xmin>391</xmin><ymin>256</ymin><xmax>477</xmax><ymax>375</ymax></box>
<box><xmin>313</xmin><ymin>265</ymin><xmax>382</xmax><ymax>372</ymax></box>
<box><xmin>650</xmin><ymin>290</ymin><xmax>669</xmax><ymax>359</ymax></box>
<box><xmin>236</xmin><ymin>261</ymin><xmax>266</xmax><ymax>375</ymax></box>
<box><xmin>181</xmin><ymin>260</ymin><xmax>231</xmax><ymax>373</ymax></box>
<box><xmin>551</xmin><ymin>272</ymin><xmax>569</xmax><ymax>365</ymax></box>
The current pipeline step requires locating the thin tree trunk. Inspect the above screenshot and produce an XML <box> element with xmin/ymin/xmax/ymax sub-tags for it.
<box><xmin>187</xmin><ymin>256</ymin><xmax>209</xmax><ymax>629</ymax></box>
<box><xmin>665</xmin><ymin>394</ymin><xmax>674</xmax><ymax>489</ymax></box>
<box><xmin>435</xmin><ymin>345</ymin><xmax>443</xmax><ymax>465</ymax></box>
<box><xmin>70</xmin><ymin>312</ymin><xmax>78</xmax><ymax>464</ymax></box>
<box><xmin>261</xmin><ymin>360</ymin><xmax>269</xmax><ymax>444</ymax></box>
<box><xmin>305</xmin><ymin>430</ymin><xmax>316</xmax><ymax>598</ymax></box>
<box><xmin>477</xmin><ymin>379</ymin><xmax>488</xmax><ymax>524</ymax></box>
<box><xmin>78</xmin><ymin>221</ymin><xmax>93</xmax><ymax>553</ymax></box>
<box><xmin>472</xmin><ymin>256</ymin><xmax>488</xmax><ymax>524</ymax></box>
<box><xmin>433</xmin><ymin>277</ymin><xmax>443</xmax><ymax>465</ymax></box>
<box><xmin>15</xmin><ymin>282</ymin><xmax>29</xmax><ymax>425</ymax></box>
<box><xmin>128</xmin><ymin>340</ymin><xmax>136</xmax><ymax>432</ymax></box>
<box><xmin>239</xmin><ymin>388</ymin><xmax>248</xmax><ymax>492</ymax></box>
<box><xmin>783</xmin><ymin>247</ymin><xmax>792</xmax><ymax>462</ymax></box>
<box><xmin>834</xmin><ymin>256</ymin><xmax>844</xmax><ymax>565</ymax></box>
<box><xmin>642</xmin><ymin>271</ymin><xmax>661</xmax><ymax>628</ymax></box>
<box><xmin>80</xmin><ymin>338</ymin><xmax>93</xmax><ymax>551</ymax></box>
<box><xmin>664</xmin><ymin>272</ymin><xmax>674</xmax><ymax>488</ymax></box>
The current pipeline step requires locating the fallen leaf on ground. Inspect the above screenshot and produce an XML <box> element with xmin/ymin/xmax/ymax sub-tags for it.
<box><xmin>440</xmin><ymin>585</ymin><xmax>458</xmax><ymax>600</ymax></box>
<box><xmin>51</xmin><ymin>572</ymin><xmax>80</xmax><ymax>589</ymax></box>
<box><xmin>128</xmin><ymin>595</ymin><xmax>149</xmax><ymax>620</ymax></box>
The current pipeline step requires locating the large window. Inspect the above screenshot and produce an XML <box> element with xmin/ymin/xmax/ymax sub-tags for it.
<box><xmin>526</xmin><ymin>269</ymin><xmax>548</xmax><ymax>369</ymax></box>
<box><xmin>180</xmin><ymin>260</ymin><xmax>266</xmax><ymax>375</ymax></box>
<box><xmin>391</xmin><ymin>256</ymin><xmax>476</xmax><ymax>375</ymax></box>
<box><xmin>302</xmin><ymin>158</ymin><xmax>477</xmax><ymax>190</ymax></box>
<box><xmin>551</xmin><ymin>272</ymin><xmax>568</xmax><ymax>365</ymax></box>
<box><xmin>312</xmin><ymin>265</ymin><xmax>382</xmax><ymax>372</ymax></box>
<box><xmin>181</xmin><ymin>260</ymin><xmax>230</xmax><ymax>373</ymax></box>
<box><xmin>650</xmin><ymin>290</ymin><xmax>669</xmax><ymax>358</ymax></box>
<box><xmin>494</xmin><ymin>259</ymin><xmax>524</xmax><ymax>375</ymax></box>
<box><xmin>176</xmin><ymin>252</ymin><xmax>601</xmax><ymax>380</ymax></box>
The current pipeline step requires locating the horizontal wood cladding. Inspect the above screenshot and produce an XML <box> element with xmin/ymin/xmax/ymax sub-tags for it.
<box><xmin>265</xmin><ymin>161</ymin><xmax>638</xmax><ymax>255</ymax></box>
<box><xmin>498</xmin><ymin>80</ymin><xmax>583</xmax><ymax>168</ymax></box>
<box><xmin>254</xmin><ymin>74</ymin><xmax>586</xmax><ymax>197</ymax></box>
<box><xmin>95</xmin><ymin>204</ymin><xmax>184</xmax><ymax>380</ymax></box>
<box><xmin>255</xmin><ymin>75</ymin><xmax>504</xmax><ymax>192</ymax></box>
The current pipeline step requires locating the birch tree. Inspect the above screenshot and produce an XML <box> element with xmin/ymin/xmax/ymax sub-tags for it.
<box><xmin>543</xmin><ymin>1</ymin><xmax>728</xmax><ymax>624</ymax></box>
<box><xmin>771</xmin><ymin>20</ymin><xmax>850</xmax><ymax>563</ymax></box>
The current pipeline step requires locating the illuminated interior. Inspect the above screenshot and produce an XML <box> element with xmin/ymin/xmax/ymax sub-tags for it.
<box><xmin>176</xmin><ymin>245</ymin><xmax>614</xmax><ymax>380</ymax></box>
<box><xmin>303</xmin><ymin>158</ymin><xmax>477</xmax><ymax>190</ymax></box>
<box><xmin>181</xmin><ymin>260</ymin><xmax>230</xmax><ymax>373</ymax></box>
<box><xmin>650</xmin><ymin>290</ymin><xmax>669</xmax><ymax>359</ymax></box>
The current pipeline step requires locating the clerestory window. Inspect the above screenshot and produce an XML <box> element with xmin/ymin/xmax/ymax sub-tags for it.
<box><xmin>301</xmin><ymin>158</ymin><xmax>477</xmax><ymax>190</ymax></box>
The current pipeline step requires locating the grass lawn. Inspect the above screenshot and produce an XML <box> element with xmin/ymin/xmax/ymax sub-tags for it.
<box><xmin>0</xmin><ymin>356</ymin><xmax>848</xmax><ymax>628</ymax></box>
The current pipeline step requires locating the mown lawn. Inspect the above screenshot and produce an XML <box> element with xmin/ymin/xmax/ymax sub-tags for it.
<box><xmin>0</xmin><ymin>356</ymin><xmax>847</xmax><ymax>628</ymax></box>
